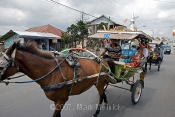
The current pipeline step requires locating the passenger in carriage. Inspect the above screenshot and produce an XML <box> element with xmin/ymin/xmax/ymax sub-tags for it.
<box><xmin>99</xmin><ymin>39</ymin><xmax>122</xmax><ymax>74</ymax></box>
<box><xmin>141</xmin><ymin>40</ymin><xmax>149</xmax><ymax>72</ymax></box>
<box><xmin>127</xmin><ymin>47</ymin><xmax>144</xmax><ymax>67</ymax></box>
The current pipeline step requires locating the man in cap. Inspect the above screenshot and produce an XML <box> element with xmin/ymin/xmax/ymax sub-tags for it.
<box><xmin>99</xmin><ymin>39</ymin><xmax>122</xmax><ymax>74</ymax></box>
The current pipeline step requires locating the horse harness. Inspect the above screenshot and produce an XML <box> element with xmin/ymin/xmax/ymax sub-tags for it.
<box><xmin>0</xmin><ymin>50</ymin><xmax>109</xmax><ymax>93</ymax></box>
<box><xmin>0</xmin><ymin>51</ymin><xmax>19</xmax><ymax>82</ymax></box>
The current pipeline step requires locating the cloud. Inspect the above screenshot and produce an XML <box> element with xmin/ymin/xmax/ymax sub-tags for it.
<box><xmin>0</xmin><ymin>0</ymin><xmax>175</xmax><ymax>38</ymax></box>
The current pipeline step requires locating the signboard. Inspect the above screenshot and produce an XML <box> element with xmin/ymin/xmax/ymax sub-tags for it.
<box><xmin>104</xmin><ymin>33</ymin><xmax>110</xmax><ymax>38</ymax></box>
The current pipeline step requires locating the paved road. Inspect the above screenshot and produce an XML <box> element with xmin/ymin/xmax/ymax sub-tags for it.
<box><xmin>0</xmin><ymin>47</ymin><xmax>175</xmax><ymax>117</ymax></box>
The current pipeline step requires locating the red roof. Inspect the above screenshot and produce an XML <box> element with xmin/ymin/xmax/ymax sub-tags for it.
<box><xmin>25</xmin><ymin>24</ymin><xmax>64</xmax><ymax>36</ymax></box>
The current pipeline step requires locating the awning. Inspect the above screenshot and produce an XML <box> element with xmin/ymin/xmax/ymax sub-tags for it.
<box><xmin>88</xmin><ymin>32</ymin><xmax>138</xmax><ymax>40</ymax></box>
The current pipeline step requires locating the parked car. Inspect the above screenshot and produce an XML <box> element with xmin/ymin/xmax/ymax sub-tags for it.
<box><xmin>149</xmin><ymin>42</ymin><xmax>164</xmax><ymax>60</ymax></box>
<box><xmin>162</xmin><ymin>45</ymin><xmax>171</xmax><ymax>54</ymax></box>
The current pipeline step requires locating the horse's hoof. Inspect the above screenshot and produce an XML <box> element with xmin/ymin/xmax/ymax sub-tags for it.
<box><xmin>103</xmin><ymin>102</ymin><xmax>108</xmax><ymax>106</ymax></box>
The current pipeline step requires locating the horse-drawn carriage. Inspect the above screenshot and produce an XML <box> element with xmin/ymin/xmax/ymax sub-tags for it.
<box><xmin>0</xmin><ymin>30</ymin><xmax>151</xmax><ymax>117</ymax></box>
<box><xmin>60</xmin><ymin>47</ymin><xmax>144</xmax><ymax>105</ymax></box>
<box><xmin>147</xmin><ymin>42</ymin><xmax>163</xmax><ymax>71</ymax></box>
<box><xmin>147</xmin><ymin>52</ymin><xmax>162</xmax><ymax>71</ymax></box>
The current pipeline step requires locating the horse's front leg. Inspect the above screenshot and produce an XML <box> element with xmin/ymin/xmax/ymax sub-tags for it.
<box><xmin>52</xmin><ymin>99</ymin><xmax>68</xmax><ymax>117</ymax></box>
<box><xmin>93</xmin><ymin>92</ymin><xmax>106</xmax><ymax>117</ymax></box>
<box><xmin>93</xmin><ymin>81</ymin><xmax>107</xmax><ymax>117</ymax></box>
<box><xmin>53</xmin><ymin>110</ymin><xmax>61</xmax><ymax>117</ymax></box>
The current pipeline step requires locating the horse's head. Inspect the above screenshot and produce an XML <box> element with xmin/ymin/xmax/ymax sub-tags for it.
<box><xmin>0</xmin><ymin>42</ymin><xmax>20</xmax><ymax>81</ymax></box>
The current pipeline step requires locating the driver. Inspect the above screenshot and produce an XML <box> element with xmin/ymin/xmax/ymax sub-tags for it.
<box><xmin>99</xmin><ymin>39</ymin><xmax>122</xmax><ymax>74</ymax></box>
<box><xmin>154</xmin><ymin>44</ymin><xmax>161</xmax><ymax>55</ymax></box>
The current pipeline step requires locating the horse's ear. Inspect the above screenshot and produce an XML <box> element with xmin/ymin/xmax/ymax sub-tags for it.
<box><xmin>15</xmin><ymin>39</ymin><xmax>23</xmax><ymax>49</ymax></box>
<box><xmin>12</xmin><ymin>41</ymin><xmax>17</xmax><ymax>49</ymax></box>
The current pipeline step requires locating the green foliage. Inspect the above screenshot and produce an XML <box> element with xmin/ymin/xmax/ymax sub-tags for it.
<box><xmin>63</xmin><ymin>20</ymin><xmax>89</xmax><ymax>48</ymax></box>
<box><xmin>86</xmin><ymin>38</ymin><xmax>99</xmax><ymax>51</ymax></box>
<box><xmin>97</xmin><ymin>22</ymin><xmax>108</xmax><ymax>30</ymax></box>
<box><xmin>61</xmin><ymin>32</ymin><xmax>71</xmax><ymax>48</ymax></box>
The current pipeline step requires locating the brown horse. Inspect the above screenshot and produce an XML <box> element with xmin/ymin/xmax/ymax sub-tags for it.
<box><xmin>0</xmin><ymin>40</ymin><xmax>110</xmax><ymax>117</ymax></box>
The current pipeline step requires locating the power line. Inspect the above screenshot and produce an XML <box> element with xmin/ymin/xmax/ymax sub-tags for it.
<box><xmin>113</xmin><ymin>0</ymin><xmax>132</xmax><ymax>14</ymax></box>
<box><xmin>106</xmin><ymin>0</ymin><xmax>146</xmax><ymax>28</ymax></box>
<box><xmin>45</xmin><ymin>0</ymin><xmax>98</xmax><ymax>18</ymax></box>
<box><xmin>106</xmin><ymin>0</ymin><xmax>131</xmax><ymax>16</ymax></box>
<box><xmin>100</xmin><ymin>0</ymin><xmax>131</xmax><ymax>17</ymax></box>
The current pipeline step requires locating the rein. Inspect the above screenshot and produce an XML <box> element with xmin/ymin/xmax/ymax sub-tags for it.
<box><xmin>7</xmin><ymin>74</ymin><xmax>26</xmax><ymax>80</ymax></box>
<box><xmin>0</xmin><ymin>53</ymin><xmax>67</xmax><ymax>85</ymax></box>
<box><xmin>0</xmin><ymin>48</ymin><xmax>110</xmax><ymax>93</ymax></box>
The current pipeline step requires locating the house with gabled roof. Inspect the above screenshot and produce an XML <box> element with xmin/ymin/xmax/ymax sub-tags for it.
<box><xmin>0</xmin><ymin>24</ymin><xmax>65</xmax><ymax>51</ymax></box>
<box><xmin>87</xmin><ymin>15</ymin><xmax>124</xmax><ymax>34</ymax></box>
<box><xmin>26</xmin><ymin>24</ymin><xmax>63</xmax><ymax>37</ymax></box>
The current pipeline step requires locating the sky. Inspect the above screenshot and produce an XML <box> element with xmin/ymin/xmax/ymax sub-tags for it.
<box><xmin>0</xmin><ymin>0</ymin><xmax>175</xmax><ymax>38</ymax></box>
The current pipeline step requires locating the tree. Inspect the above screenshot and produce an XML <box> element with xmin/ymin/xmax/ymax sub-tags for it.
<box><xmin>86</xmin><ymin>38</ymin><xmax>99</xmax><ymax>51</ymax></box>
<box><xmin>97</xmin><ymin>22</ymin><xmax>108</xmax><ymax>30</ymax></box>
<box><xmin>61</xmin><ymin>32</ymin><xmax>71</xmax><ymax>48</ymax></box>
<box><xmin>63</xmin><ymin>20</ymin><xmax>89</xmax><ymax>48</ymax></box>
<box><xmin>67</xmin><ymin>24</ymin><xmax>79</xmax><ymax>47</ymax></box>
<box><xmin>76</xmin><ymin>20</ymin><xmax>88</xmax><ymax>48</ymax></box>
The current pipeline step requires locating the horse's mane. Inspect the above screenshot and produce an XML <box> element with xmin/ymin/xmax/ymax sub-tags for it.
<box><xmin>16</xmin><ymin>40</ymin><xmax>55</xmax><ymax>59</ymax></box>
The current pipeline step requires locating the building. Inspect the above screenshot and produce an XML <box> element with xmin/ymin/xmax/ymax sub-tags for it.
<box><xmin>0</xmin><ymin>30</ymin><xmax>60</xmax><ymax>50</ymax></box>
<box><xmin>0</xmin><ymin>24</ymin><xmax>65</xmax><ymax>51</ymax></box>
<box><xmin>87</xmin><ymin>15</ymin><xmax>124</xmax><ymax>34</ymax></box>
<box><xmin>26</xmin><ymin>24</ymin><xmax>65</xmax><ymax>51</ymax></box>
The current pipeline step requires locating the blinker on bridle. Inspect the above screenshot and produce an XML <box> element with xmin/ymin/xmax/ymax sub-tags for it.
<box><xmin>0</xmin><ymin>50</ymin><xmax>18</xmax><ymax>81</ymax></box>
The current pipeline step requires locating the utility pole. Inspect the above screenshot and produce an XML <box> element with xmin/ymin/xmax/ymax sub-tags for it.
<box><xmin>81</xmin><ymin>11</ymin><xmax>84</xmax><ymax>22</ymax></box>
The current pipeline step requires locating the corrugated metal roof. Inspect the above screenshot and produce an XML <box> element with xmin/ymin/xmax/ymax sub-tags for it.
<box><xmin>14</xmin><ymin>31</ymin><xmax>60</xmax><ymax>39</ymax></box>
<box><xmin>0</xmin><ymin>30</ymin><xmax>61</xmax><ymax>42</ymax></box>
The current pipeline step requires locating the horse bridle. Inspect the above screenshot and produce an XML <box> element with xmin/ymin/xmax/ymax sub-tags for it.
<box><xmin>0</xmin><ymin>50</ymin><xmax>18</xmax><ymax>81</ymax></box>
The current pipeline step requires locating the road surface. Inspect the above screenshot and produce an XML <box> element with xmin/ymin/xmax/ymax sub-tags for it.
<box><xmin>0</xmin><ymin>47</ymin><xmax>175</xmax><ymax>117</ymax></box>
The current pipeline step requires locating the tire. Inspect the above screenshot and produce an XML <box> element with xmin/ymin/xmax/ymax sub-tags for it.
<box><xmin>131</xmin><ymin>80</ymin><xmax>142</xmax><ymax>104</ymax></box>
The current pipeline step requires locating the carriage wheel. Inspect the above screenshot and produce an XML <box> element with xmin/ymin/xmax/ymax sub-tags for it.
<box><xmin>131</xmin><ymin>80</ymin><xmax>142</xmax><ymax>104</ymax></box>
<box><xmin>158</xmin><ymin>60</ymin><xmax>161</xmax><ymax>71</ymax></box>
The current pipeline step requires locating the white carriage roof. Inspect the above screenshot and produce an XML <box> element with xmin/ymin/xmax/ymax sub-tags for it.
<box><xmin>88</xmin><ymin>32</ymin><xmax>138</xmax><ymax>40</ymax></box>
<box><xmin>88</xmin><ymin>30</ymin><xmax>152</xmax><ymax>40</ymax></box>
